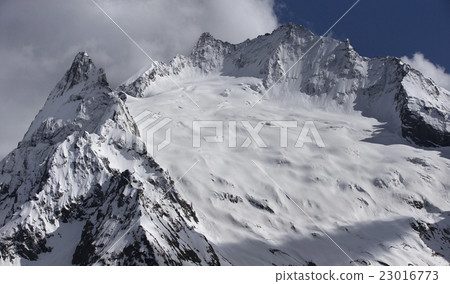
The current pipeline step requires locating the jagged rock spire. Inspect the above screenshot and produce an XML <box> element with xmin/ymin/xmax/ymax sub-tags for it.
<box><xmin>21</xmin><ymin>52</ymin><xmax>113</xmax><ymax>144</ymax></box>
<box><xmin>49</xmin><ymin>52</ymin><xmax>109</xmax><ymax>100</ymax></box>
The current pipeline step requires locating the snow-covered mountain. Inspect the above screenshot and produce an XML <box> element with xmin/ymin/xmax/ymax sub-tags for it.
<box><xmin>1</xmin><ymin>24</ymin><xmax>449</xmax><ymax>265</ymax></box>
<box><xmin>0</xmin><ymin>52</ymin><xmax>220</xmax><ymax>265</ymax></box>
<box><xmin>120</xmin><ymin>23</ymin><xmax>450</xmax><ymax>147</ymax></box>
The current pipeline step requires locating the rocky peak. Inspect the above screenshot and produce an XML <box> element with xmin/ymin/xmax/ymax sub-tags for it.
<box><xmin>195</xmin><ymin>32</ymin><xmax>215</xmax><ymax>46</ymax></box>
<box><xmin>21</xmin><ymin>52</ymin><xmax>115</xmax><ymax>144</ymax></box>
<box><xmin>50</xmin><ymin>52</ymin><xmax>109</xmax><ymax>100</ymax></box>
<box><xmin>272</xmin><ymin>23</ymin><xmax>314</xmax><ymax>40</ymax></box>
<box><xmin>190</xmin><ymin>32</ymin><xmax>235</xmax><ymax>72</ymax></box>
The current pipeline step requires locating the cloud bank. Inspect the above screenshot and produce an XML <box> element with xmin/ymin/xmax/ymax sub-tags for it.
<box><xmin>0</xmin><ymin>0</ymin><xmax>278</xmax><ymax>159</ymax></box>
<box><xmin>401</xmin><ymin>52</ymin><xmax>450</xmax><ymax>91</ymax></box>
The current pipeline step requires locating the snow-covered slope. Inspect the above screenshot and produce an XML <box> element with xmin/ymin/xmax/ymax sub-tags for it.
<box><xmin>120</xmin><ymin>24</ymin><xmax>450</xmax><ymax>265</ymax></box>
<box><xmin>0</xmin><ymin>24</ymin><xmax>449</xmax><ymax>266</ymax></box>
<box><xmin>124</xmin><ymin>74</ymin><xmax>450</xmax><ymax>266</ymax></box>
<box><xmin>0</xmin><ymin>52</ymin><xmax>220</xmax><ymax>265</ymax></box>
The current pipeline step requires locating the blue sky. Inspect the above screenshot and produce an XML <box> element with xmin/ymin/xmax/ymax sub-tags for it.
<box><xmin>275</xmin><ymin>0</ymin><xmax>450</xmax><ymax>70</ymax></box>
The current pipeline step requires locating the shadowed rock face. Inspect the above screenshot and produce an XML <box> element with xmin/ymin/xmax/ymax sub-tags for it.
<box><xmin>395</xmin><ymin>70</ymin><xmax>450</xmax><ymax>147</ymax></box>
<box><xmin>354</xmin><ymin>57</ymin><xmax>450</xmax><ymax>147</ymax></box>
<box><xmin>398</xmin><ymin>87</ymin><xmax>450</xmax><ymax>147</ymax></box>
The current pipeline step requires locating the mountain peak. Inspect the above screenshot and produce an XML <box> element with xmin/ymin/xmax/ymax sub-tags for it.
<box><xmin>199</xmin><ymin>31</ymin><xmax>213</xmax><ymax>39</ymax></box>
<box><xmin>190</xmin><ymin>31</ymin><xmax>234</xmax><ymax>73</ymax></box>
<box><xmin>50</xmin><ymin>52</ymin><xmax>109</xmax><ymax>100</ymax></box>
<box><xmin>276</xmin><ymin>22</ymin><xmax>307</xmax><ymax>31</ymax></box>
<box><xmin>271</xmin><ymin>23</ymin><xmax>315</xmax><ymax>41</ymax></box>
<box><xmin>195</xmin><ymin>32</ymin><xmax>215</xmax><ymax>46</ymax></box>
<box><xmin>194</xmin><ymin>31</ymin><xmax>229</xmax><ymax>51</ymax></box>
<box><xmin>21</xmin><ymin>52</ymin><xmax>113</xmax><ymax>144</ymax></box>
<box><xmin>66</xmin><ymin>51</ymin><xmax>95</xmax><ymax>84</ymax></box>
<box><xmin>73</xmin><ymin>51</ymin><xmax>89</xmax><ymax>63</ymax></box>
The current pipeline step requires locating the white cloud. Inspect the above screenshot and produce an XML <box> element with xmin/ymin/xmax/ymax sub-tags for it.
<box><xmin>0</xmin><ymin>0</ymin><xmax>278</xmax><ymax>159</ymax></box>
<box><xmin>401</xmin><ymin>52</ymin><xmax>450</xmax><ymax>90</ymax></box>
